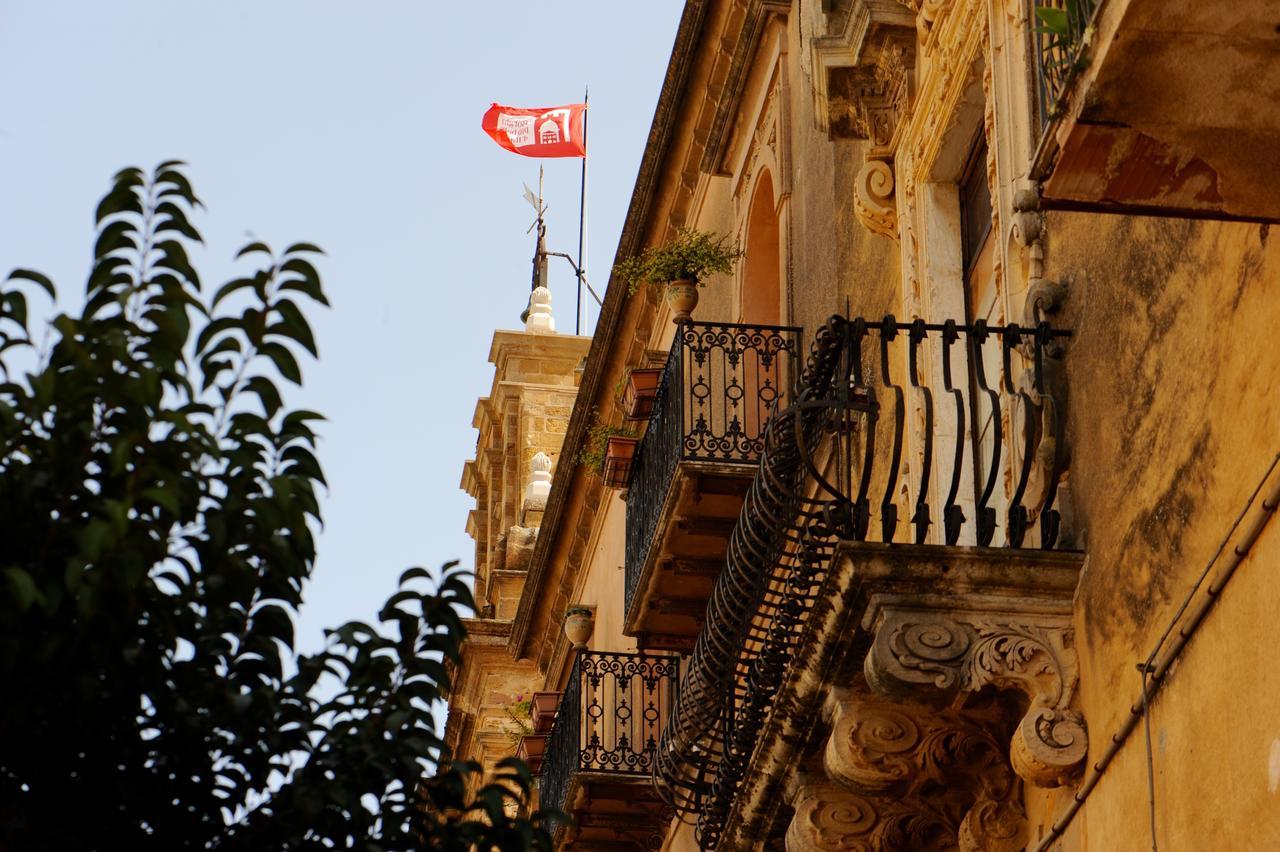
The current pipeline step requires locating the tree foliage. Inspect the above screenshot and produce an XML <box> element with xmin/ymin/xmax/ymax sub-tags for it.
<box><xmin>0</xmin><ymin>164</ymin><xmax>558</xmax><ymax>850</ymax></box>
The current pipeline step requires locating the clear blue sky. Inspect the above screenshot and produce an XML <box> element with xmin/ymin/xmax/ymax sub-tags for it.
<box><xmin>0</xmin><ymin>1</ymin><xmax>683</xmax><ymax>653</ymax></box>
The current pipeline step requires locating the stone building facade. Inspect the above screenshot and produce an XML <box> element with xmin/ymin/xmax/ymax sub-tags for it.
<box><xmin>446</xmin><ymin>0</ymin><xmax>1280</xmax><ymax>849</ymax></box>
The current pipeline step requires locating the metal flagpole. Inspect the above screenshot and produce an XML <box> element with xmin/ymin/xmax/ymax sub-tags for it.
<box><xmin>576</xmin><ymin>87</ymin><xmax>589</xmax><ymax>335</ymax></box>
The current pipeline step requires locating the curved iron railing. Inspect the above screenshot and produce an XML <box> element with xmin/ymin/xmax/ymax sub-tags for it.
<box><xmin>653</xmin><ymin>315</ymin><xmax>1072</xmax><ymax>848</ymax></box>
<box><xmin>540</xmin><ymin>650</ymin><xmax>680</xmax><ymax>815</ymax></box>
<box><xmin>624</xmin><ymin>321</ymin><xmax>801</xmax><ymax>616</ymax></box>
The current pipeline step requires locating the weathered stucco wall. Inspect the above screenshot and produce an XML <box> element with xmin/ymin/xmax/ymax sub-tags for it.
<box><xmin>1041</xmin><ymin>212</ymin><xmax>1280</xmax><ymax>846</ymax></box>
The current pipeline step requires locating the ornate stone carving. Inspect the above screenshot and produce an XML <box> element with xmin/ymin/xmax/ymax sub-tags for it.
<box><xmin>822</xmin><ymin>688</ymin><xmax>1028</xmax><ymax>852</ymax></box>
<box><xmin>854</xmin><ymin>158</ymin><xmax>898</xmax><ymax>238</ymax></box>
<box><xmin>786</xmin><ymin>782</ymin><xmax>958</xmax><ymax>852</ymax></box>
<box><xmin>864</xmin><ymin>609</ymin><xmax>1087</xmax><ymax>787</ymax></box>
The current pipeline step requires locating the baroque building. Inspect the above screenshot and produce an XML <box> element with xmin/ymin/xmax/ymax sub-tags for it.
<box><xmin>446</xmin><ymin>0</ymin><xmax>1280</xmax><ymax>849</ymax></box>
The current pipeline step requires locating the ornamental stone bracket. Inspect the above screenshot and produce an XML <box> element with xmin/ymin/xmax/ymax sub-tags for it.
<box><xmin>730</xmin><ymin>543</ymin><xmax>1086</xmax><ymax>851</ymax></box>
<box><xmin>863</xmin><ymin>603</ymin><xmax>1087</xmax><ymax>788</ymax></box>
<box><xmin>821</xmin><ymin>686</ymin><xmax>1027</xmax><ymax>851</ymax></box>
<box><xmin>860</xmin><ymin>539</ymin><xmax>1090</xmax><ymax>788</ymax></box>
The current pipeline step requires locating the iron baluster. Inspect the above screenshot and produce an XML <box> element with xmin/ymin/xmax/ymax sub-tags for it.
<box><xmin>908</xmin><ymin>318</ymin><xmax>935</xmax><ymax>544</ymax></box>
<box><xmin>970</xmin><ymin>320</ymin><xmax>1003</xmax><ymax>546</ymax></box>
<box><xmin>541</xmin><ymin>651</ymin><xmax>680</xmax><ymax>816</ymax></box>
<box><xmin>941</xmin><ymin>319</ymin><xmax>968</xmax><ymax>545</ymax></box>
<box><xmin>1004</xmin><ymin>324</ymin><xmax>1037</xmax><ymax>548</ymax></box>
<box><xmin>878</xmin><ymin>315</ymin><xmax>905</xmax><ymax>542</ymax></box>
<box><xmin>1035</xmin><ymin>322</ymin><xmax>1065</xmax><ymax>548</ymax></box>
<box><xmin>1031</xmin><ymin>0</ymin><xmax>1099</xmax><ymax>129</ymax></box>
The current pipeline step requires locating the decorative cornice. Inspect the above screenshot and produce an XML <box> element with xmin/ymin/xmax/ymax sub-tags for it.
<box><xmin>701</xmin><ymin>0</ymin><xmax>790</xmax><ymax>176</ymax></box>
<box><xmin>810</xmin><ymin>0</ymin><xmax>915</xmax><ymax>135</ymax></box>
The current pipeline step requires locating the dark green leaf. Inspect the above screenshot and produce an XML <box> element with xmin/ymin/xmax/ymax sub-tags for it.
<box><xmin>7</xmin><ymin>268</ymin><xmax>56</xmax><ymax>299</ymax></box>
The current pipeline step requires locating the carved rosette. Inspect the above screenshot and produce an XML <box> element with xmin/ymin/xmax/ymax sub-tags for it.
<box><xmin>864</xmin><ymin>609</ymin><xmax>1087</xmax><ymax>787</ymax></box>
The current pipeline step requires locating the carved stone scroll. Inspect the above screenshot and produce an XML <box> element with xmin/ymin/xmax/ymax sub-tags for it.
<box><xmin>863</xmin><ymin>608</ymin><xmax>1087</xmax><ymax>787</ymax></box>
<box><xmin>822</xmin><ymin>688</ymin><xmax>1028</xmax><ymax>852</ymax></box>
<box><xmin>785</xmin><ymin>781</ymin><xmax>959</xmax><ymax>852</ymax></box>
<box><xmin>854</xmin><ymin>159</ymin><xmax>899</xmax><ymax>238</ymax></box>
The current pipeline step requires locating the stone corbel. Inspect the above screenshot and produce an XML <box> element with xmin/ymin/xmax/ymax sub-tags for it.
<box><xmin>821</xmin><ymin>686</ymin><xmax>1027</xmax><ymax>852</ymax></box>
<box><xmin>863</xmin><ymin>606</ymin><xmax>1087</xmax><ymax>788</ymax></box>
<box><xmin>785</xmin><ymin>779</ymin><xmax>959</xmax><ymax>852</ymax></box>
<box><xmin>844</xmin><ymin>28</ymin><xmax>915</xmax><ymax>240</ymax></box>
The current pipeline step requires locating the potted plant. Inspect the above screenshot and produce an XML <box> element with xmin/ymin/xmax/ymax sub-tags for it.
<box><xmin>579</xmin><ymin>414</ymin><xmax>638</xmax><ymax>488</ymax></box>
<box><xmin>531</xmin><ymin>691</ymin><xmax>562</xmax><ymax>733</ymax></box>
<box><xmin>516</xmin><ymin>732</ymin><xmax>549</xmax><ymax>774</ymax></box>
<box><xmin>615</xmin><ymin>227</ymin><xmax>743</xmax><ymax>323</ymax></box>
<box><xmin>622</xmin><ymin>366</ymin><xmax>664</xmax><ymax>420</ymax></box>
<box><xmin>563</xmin><ymin>605</ymin><xmax>595</xmax><ymax>649</ymax></box>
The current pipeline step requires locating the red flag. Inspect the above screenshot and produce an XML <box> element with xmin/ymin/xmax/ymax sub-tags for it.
<box><xmin>482</xmin><ymin>103</ymin><xmax>587</xmax><ymax>158</ymax></box>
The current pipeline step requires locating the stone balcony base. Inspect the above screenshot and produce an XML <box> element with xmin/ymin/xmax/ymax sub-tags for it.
<box><xmin>723</xmin><ymin>542</ymin><xmax>1086</xmax><ymax>850</ymax></box>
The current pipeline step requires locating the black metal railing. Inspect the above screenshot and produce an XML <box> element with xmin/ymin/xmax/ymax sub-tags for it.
<box><xmin>624</xmin><ymin>321</ymin><xmax>801</xmax><ymax>614</ymax></box>
<box><xmin>654</xmin><ymin>314</ymin><xmax>1072</xmax><ymax>848</ymax></box>
<box><xmin>539</xmin><ymin>650</ymin><xmax>680</xmax><ymax>815</ymax></box>
<box><xmin>1032</xmin><ymin>0</ymin><xmax>1098</xmax><ymax>128</ymax></box>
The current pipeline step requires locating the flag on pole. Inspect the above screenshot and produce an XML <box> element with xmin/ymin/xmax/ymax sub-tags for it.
<box><xmin>482</xmin><ymin>103</ymin><xmax>587</xmax><ymax>158</ymax></box>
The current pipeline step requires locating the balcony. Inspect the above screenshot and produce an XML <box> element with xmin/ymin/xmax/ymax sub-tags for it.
<box><xmin>539</xmin><ymin>650</ymin><xmax>679</xmax><ymax>850</ymax></box>
<box><xmin>1031</xmin><ymin>0</ymin><xmax>1280</xmax><ymax>222</ymax></box>
<box><xmin>622</xmin><ymin>321</ymin><xmax>801</xmax><ymax>651</ymax></box>
<box><xmin>652</xmin><ymin>315</ymin><xmax>1080</xmax><ymax>847</ymax></box>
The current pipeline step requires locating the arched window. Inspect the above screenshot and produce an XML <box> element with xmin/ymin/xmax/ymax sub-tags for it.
<box><xmin>740</xmin><ymin>170</ymin><xmax>781</xmax><ymax>326</ymax></box>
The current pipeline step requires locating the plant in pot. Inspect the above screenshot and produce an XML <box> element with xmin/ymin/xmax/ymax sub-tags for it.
<box><xmin>530</xmin><ymin>691</ymin><xmax>561</xmax><ymax>733</ymax></box>
<box><xmin>615</xmin><ymin>227</ymin><xmax>743</xmax><ymax>323</ymax></box>
<box><xmin>621</xmin><ymin>366</ymin><xmax>664</xmax><ymax>420</ymax></box>
<box><xmin>579</xmin><ymin>414</ymin><xmax>639</xmax><ymax>489</ymax></box>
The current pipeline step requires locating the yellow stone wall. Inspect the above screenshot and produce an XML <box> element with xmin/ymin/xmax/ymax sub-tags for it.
<box><xmin>445</xmin><ymin>323</ymin><xmax>589</xmax><ymax>779</ymax></box>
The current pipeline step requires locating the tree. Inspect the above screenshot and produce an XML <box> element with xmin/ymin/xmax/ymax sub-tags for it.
<box><xmin>0</xmin><ymin>163</ymin><xmax>558</xmax><ymax>850</ymax></box>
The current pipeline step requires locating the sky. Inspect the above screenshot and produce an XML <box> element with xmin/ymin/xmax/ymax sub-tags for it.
<box><xmin>0</xmin><ymin>1</ymin><xmax>684</xmax><ymax>654</ymax></box>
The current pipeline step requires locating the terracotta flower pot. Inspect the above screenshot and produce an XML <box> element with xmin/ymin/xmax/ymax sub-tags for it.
<box><xmin>601</xmin><ymin>435</ymin><xmax>639</xmax><ymax>488</ymax></box>
<box><xmin>531</xmin><ymin>691</ymin><xmax>561</xmax><ymax>733</ymax></box>
<box><xmin>563</xmin><ymin>607</ymin><xmax>595</xmax><ymax>650</ymax></box>
<box><xmin>516</xmin><ymin>733</ymin><xmax>549</xmax><ymax>774</ymax></box>
<box><xmin>623</xmin><ymin>367</ymin><xmax>664</xmax><ymax>420</ymax></box>
<box><xmin>666</xmin><ymin>278</ymin><xmax>699</xmax><ymax>323</ymax></box>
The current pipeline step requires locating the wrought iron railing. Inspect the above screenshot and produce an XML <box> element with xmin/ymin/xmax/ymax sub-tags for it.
<box><xmin>624</xmin><ymin>321</ymin><xmax>801</xmax><ymax>615</ymax></box>
<box><xmin>539</xmin><ymin>650</ymin><xmax>680</xmax><ymax>815</ymax></box>
<box><xmin>1032</xmin><ymin>0</ymin><xmax>1098</xmax><ymax>128</ymax></box>
<box><xmin>654</xmin><ymin>315</ymin><xmax>1072</xmax><ymax>848</ymax></box>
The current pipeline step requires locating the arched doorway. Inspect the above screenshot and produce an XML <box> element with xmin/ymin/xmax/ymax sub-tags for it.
<box><xmin>740</xmin><ymin>170</ymin><xmax>781</xmax><ymax>326</ymax></box>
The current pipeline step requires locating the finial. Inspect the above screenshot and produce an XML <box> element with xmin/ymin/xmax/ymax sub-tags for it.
<box><xmin>525</xmin><ymin>451</ymin><xmax>553</xmax><ymax>508</ymax></box>
<box><xmin>525</xmin><ymin>286</ymin><xmax>555</xmax><ymax>333</ymax></box>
